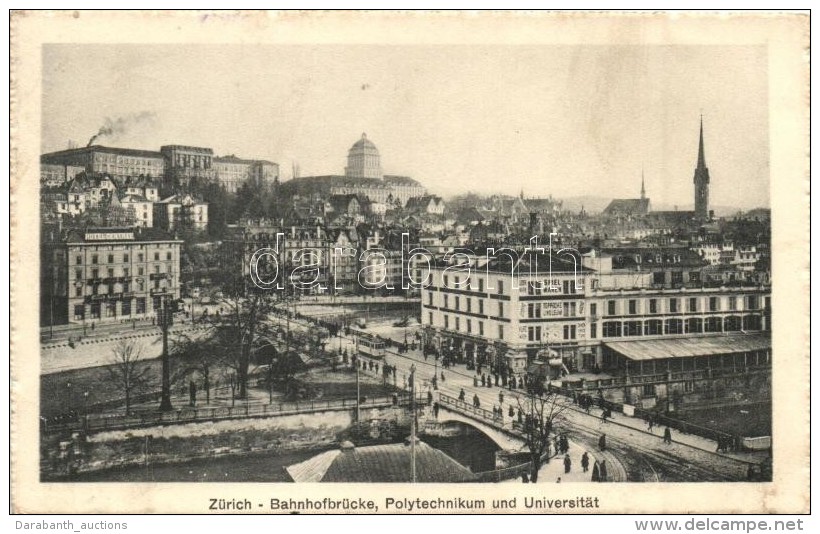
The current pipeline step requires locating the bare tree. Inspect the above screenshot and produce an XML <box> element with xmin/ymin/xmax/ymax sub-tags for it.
<box><xmin>108</xmin><ymin>341</ymin><xmax>152</xmax><ymax>416</ymax></box>
<box><xmin>516</xmin><ymin>388</ymin><xmax>571</xmax><ymax>483</ymax></box>
<box><xmin>171</xmin><ymin>332</ymin><xmax>220</xmax><ymax>405</ymax></box>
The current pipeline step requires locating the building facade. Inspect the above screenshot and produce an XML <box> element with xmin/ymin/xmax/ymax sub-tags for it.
<box><xmin>153</xmin><ymin>194</ymin><xmax>209</xmax><ymax>232</ymax></box>
<box><xmin>41</xmin><ymin>227</ymin><xmax>182</xmax><ymax>326</ymax></box>
<box><xmin>213</xmin><ymin>155</ymin><xmax>279</xmax><ymax>193</ymax></box>
<box><xmin>420</xmin><ymin>250</ymin><xmax>771</xmax><ymax>377</ymax></box>
<box><xmin>40</xmin><ymin>163</ymin><xmax>86</xmax><ymax>188</ymax></box>
<box><xmin>41</xmin><ymin>146</ymin><xmax>166</xmax><ymax>179</ymax></box>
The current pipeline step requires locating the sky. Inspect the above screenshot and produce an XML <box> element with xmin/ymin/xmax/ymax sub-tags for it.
<box><xmin>42</xmin><ymin>44</ymin><xmax>769</xmax><ymax>209</ymax></box>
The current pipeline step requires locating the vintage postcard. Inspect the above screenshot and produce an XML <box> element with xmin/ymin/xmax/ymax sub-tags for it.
<box><xmin>10</xmin><ymin>11</ymin><xmax>810</xmax><ymax>514</ymax></box>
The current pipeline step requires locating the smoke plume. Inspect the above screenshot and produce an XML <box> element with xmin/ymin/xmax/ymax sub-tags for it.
<box><xmin>87</xmin><ymin>111</ymin><xmax>157</xmax><ymax>147</ymax></box>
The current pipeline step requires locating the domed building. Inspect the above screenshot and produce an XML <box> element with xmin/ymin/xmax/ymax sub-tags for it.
<box><xmin>279</xmin><ymin>133</ymin><xmax>426</xmax><ymax>209</ymax></box>
<box><xmin>345</xmin><ymin>133</ymin><xmax>383</xmax><ymax>179</ymax></box>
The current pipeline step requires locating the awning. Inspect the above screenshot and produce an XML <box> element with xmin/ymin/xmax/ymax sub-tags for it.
<box><xmin>603</xmin><ymin>333</ymin><xmax>771</xmax><ymax>361</ymax></box>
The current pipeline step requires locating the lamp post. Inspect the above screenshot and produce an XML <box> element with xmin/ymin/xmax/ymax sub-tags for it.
<box><xmin>83</xmin><ymin>391</ymin><xmax>89</xmax><ymax>430</ymax></box>
<box><xmin>409</xmin><ymin>363</ymin><xmax>417</xmax><ymax>483</ymax></box>
<box><xmin>158</xmin><ymin>295</ymin><xmax>173</xmax><ymax>412</ymax></box>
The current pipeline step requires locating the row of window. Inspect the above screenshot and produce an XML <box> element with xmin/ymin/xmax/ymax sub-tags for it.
<box><xmin>527</xmin><ymin>324</ymin><xmax>577</xmax><ymax>342</ymax></box>
<box><xmin>75</xmin><ymin>251</ymin><xmax>175</xmax><ymax>265</ymax></box>
<box><xmin>599</xmin><ymin>315</ymin><xmax>763</xmax><ymax>338</ymax></box>
<box><xmin>434</xmin><ymin>293</ymin><xmax>492</xmax><ymax>315</ymax></box>
<box><xmin>73</xmin><ymin>296</ymin><xmax>164</xmax><ymax>320</ymax></box>
<box><xmin>433</xmin><ymin>312</ymin><xmax>504</xmax><ymax>339</ymax></box>
<box><xmin>75</xmin><ymin>264</ymin><xmax>174</xmax><ymax>280</ymax></box>
<box><xmin>652</xmin><ymin>271</ymin><xmax>699</xmax><ymax>284</ymax></box>
<box><xmin>527</xmin><ymin>302</ymin><xmax>578</xmax><ymax>318</ymax></box>
<box><xmin>73</xmin><ymin>279</ymin><xmax>170</xmax><ymax>297</ymax></box>
<box><xmin>438</xmin><ymin>276</ymin><xmax>579</xmax><ymax>296</ymax></box>
<box><xmin>599</xmin><ymin>295</ymin><xmax>763</xmax><ymax>316</ymax></box>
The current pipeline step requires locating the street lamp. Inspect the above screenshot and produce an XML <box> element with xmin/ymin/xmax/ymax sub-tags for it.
<box><xmin>83</xmin><ymin>391</ymin><xmax>89</xmax><ymax>430</ymax></box>
<box><xmin>409</xmin><ymin>363</ymin><xmax>418</xmax><ymax>483</ymax></box>
<box><xmin>65</xmin><ymin>381</ymin><xmax>72</xmax><ymax>416</ymax></box>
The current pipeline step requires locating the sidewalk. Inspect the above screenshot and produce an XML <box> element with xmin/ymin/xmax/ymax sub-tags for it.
<box><xmin>500</xmin><ymin>438</ymin><xmax>607</xmax><ymax>484</ymax></box>
<box><xmin>571</xmin><ymin>402</ymin><xmax>766</xmax><ymax>464</ymax></box>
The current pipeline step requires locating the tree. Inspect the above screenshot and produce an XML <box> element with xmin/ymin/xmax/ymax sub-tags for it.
<box><xmin>107</xmin><ymin>341</ymin><xmax>152</xmax><ymax>416</ymax></box>
<box><xmin>516</xmin><ymin>389</ymin><xmax>570</xmax><ymax>483</ymax></box>
<box><xmin>207</xmin><ymin>289</ymin><xmax>276</xmax><ymax>399</ymax></box>
<box><xmin>171</xmin><ymin>333</ymin><xmax>221</xmax><ymax>405</ymax></box>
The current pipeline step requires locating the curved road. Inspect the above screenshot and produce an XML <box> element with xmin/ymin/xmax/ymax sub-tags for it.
<box><xmin>374</xmin><ymin>341</ymin><xmax>751</xmax><ymax>483</ymax></box>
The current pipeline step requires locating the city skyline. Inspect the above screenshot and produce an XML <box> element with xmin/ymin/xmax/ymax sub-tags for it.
<box><xmin>42</xmin><ymin>44</ymin><xmax>769</xmax><ymax>209</ymax></box>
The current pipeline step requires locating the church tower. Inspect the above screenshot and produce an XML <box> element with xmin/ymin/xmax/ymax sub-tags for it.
<box><xmin>693</xmin><ymin>116</ymin><xmax>711</xmax><ymax>220</ymax></box>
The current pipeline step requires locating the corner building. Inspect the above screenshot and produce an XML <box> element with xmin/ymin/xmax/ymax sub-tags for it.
<box><xmin>420</xmin><ymin>251</ymin><xmax>771</xmax><ymax>377</ymax></box>
<box><xmin>41</xmin><ymin>227</ymin><xmax>182</xmax><ymax>325</ymax></box>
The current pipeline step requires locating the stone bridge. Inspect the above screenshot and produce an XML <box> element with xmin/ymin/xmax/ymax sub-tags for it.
<box><xmin>428</xmin><ymin>393</ymin><xmax>527</xmax><ymax>451</ymax></box>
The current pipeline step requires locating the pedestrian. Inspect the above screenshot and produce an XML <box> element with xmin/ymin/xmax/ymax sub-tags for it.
<box><xmin>664</xmin><ymin>427</ymin><xmax>672</xmax><ymax>444</ymax></box>
<box><xmin>499</xmin><ymin>391</ymin><xmax>504</xmax><ymax>405</ymax></box>
<box><xmin>473</xmin><ymin>394</ymin><xmax>480</xmax><ymax>408</ymax></box>
<box><xmin>601</xmin><ymin>410</ymin><xmax>608</xmax><ymax>424</ymax></box>
<box><xmin>591</xmin><ymin>461</ymin><xmax>600</xmax><ymax>482</ymax></box>
<box><xmin>459</xmin><ymin>388</ymin><xmax>466</xmax><ymax>402</ymax></box>
<box><xmin>433</xmin><ymin>402</ymin><xmax>440</xmax><ymax>419</ymax></box>
<box><xmin>473</xmin><ymin>376</ymin><xmax>479</xmax><ymax>388</ymax></box>
<box><xmin>581</xmin><ymin>452</ymin><xmax>590</xmax><ymax>472</ymax></box>
<box><xmin>598</xmin><ymin>433</ymin><xmax>607</xmax><ymax>451</ymax></box>
<box><xmin>427</xmin><ymin>390</ymin><xmax>433</xmax><ymax>405</ymax></box>
<box><xmin>648</xmin><ymin>415</ymin><xmax>654</xmax><ymax>432</ymax></box>
<box><xmin>481</xmin><ymin>374</ymin><xmax>486</xmax><ymax>386</ymax></box>
<box><xmin>564</xmin><ymin>454</ymin><xmax>572</xmax><ymax>474</ymax></box>
<box><xmin>517</xmin><ymin>409</ymin><xmax>523</xmax><ymax>423</ymax></box>
<box><xmin>599</xmin><ymin>460</ymin><xmax>608</xmax><ymax>482</ymax></box>
<box><xmin>441</xmin><ymin>371</ymin><xmax>445</xmax><ymax>382</ymax></box>
<box><xmin>508</xmin><ymin>404</ymin><xmax>515</xmax><ymax>418</ymax></box>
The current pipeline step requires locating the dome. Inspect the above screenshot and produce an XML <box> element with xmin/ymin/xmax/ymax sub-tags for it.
<box><xmin>350</xmin><ymin>133</ymin><xmax>378</xmax><ymax>152</ymax></box>
<box><xmin>345</xmin><ymin>133</ymin><xmax>383</xmax><ymax>179</ymax></box>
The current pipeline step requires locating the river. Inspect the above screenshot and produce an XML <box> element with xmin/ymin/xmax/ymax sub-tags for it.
<box><xmin>60</xmin><ymin>421</ymin><xmax>500</xmax><ymax>482</ymax></box>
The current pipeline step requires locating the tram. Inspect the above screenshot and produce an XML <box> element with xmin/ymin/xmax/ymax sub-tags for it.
<box><xmin>356</xmin><ymin>334</ymin><xmax>386</xmax><ymax>359</ymax></box>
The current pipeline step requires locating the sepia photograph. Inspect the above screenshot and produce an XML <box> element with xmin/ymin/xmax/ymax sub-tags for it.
<box><xmin>10</xmin><ymin>10</ymin><xmax>810</xmax><ymax>515</ymax></box>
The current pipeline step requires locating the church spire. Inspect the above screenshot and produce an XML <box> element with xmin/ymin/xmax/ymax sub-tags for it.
<box><xmin>640</xmin><ymin>167</ymin><xmax>646</xmax><ymax>200</ymax></box>
<box><xmin>693</xmin><ymin>114</ymin><xmax>711</xmax><ymax>220</ymax></box>
<box><xmin>697</xmin><ymin>114</ymin><xmax>707</xmax><ymax>170</ymax></box>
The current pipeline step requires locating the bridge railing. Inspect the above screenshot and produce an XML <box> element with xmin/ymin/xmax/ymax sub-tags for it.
<box><xmin>437</xmin><ymin>392</ymin><xmax>508</xmax><ymax>428</ymax></box>
<box><xmin>43</xmin><ymin>395</ymin><xmax>419</xmax><ymax>434</ymax></box>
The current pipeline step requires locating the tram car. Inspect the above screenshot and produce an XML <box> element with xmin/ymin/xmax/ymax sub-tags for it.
<box><xmin>356</xmin><ymin>334</ymin><xmax>386</xmax><ymax>359</ymax></box>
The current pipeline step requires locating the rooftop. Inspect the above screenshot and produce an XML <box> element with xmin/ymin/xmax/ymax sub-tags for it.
<box><xmin>604</xmin><ymin>333</ymin><xmax>771</xmax><ymax>361</ymax></box>
<box><xmin>286</xmin><ymin>441</ymin><xmax>477</xmax><ymax>483</ymax></box>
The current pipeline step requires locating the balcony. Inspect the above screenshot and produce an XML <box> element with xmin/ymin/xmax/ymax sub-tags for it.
<box><xmin>149</xmin><ymin>273</ymin><xmax>170</xmax><ymax>280</ymax></box>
